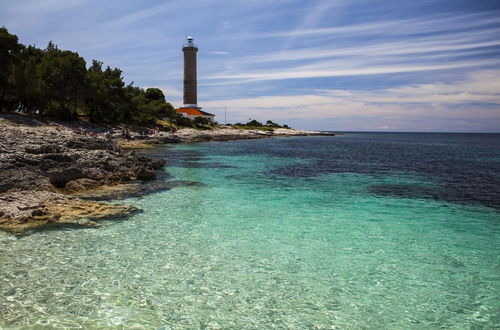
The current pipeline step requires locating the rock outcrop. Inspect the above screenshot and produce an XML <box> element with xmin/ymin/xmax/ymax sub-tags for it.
<box><xmin>0</xmin><ymin>117</ymin><xmax>165</xmax><ymax>194</ymax></box>
<box><xmin>0</xmin><ymin>191</ymin><xmax>140</xmax><ymax>234</ymax></box>
<box><xmin>116</xmin><ymin>127</ymin><xmax>334</xmax><ymax>146</ymax></box>
<box><xmin>0</xmin><ymin>114</ymin><xmax>165</xmax><ymax>234</ymax></box>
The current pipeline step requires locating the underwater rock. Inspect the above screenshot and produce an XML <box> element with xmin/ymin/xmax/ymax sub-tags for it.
<box><xmin>0</xmin><ymin>190</ymin><xmax>140</xmax><ymax>234</ymax></box>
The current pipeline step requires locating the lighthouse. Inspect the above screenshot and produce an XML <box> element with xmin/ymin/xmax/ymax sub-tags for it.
<box><xmin>182</xmin><ymin>36</ymin><xmax>198</xmax><ymax>108</ymax></box>
<box><xmin>176</xmin><ymin>36</ymin><xmax>215</xmax><ymax>122</ymax></box>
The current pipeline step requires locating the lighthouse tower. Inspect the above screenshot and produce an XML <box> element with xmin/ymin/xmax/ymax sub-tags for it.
<box><xmin>182</xmin><ymin>36</ymin><xmax>198</xmax><ymax>108</ymax></box>
<box><xmin>176</xmin><ymin>36</ymin><xmax>215</xmax><ymax>122</ymax></box>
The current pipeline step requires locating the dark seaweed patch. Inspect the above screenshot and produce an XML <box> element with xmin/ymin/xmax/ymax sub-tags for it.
<box><xmin>181</xmin><ymin>162</ymin><xmax>234</xmax><ymax>169</ymax></box>
<box><xmin>368</xmin><ymin>183</ymin><xmax>500</xmax><ymax>210</ymax></box>
<box><xmin>368</xmin><ymin>184</ymin><xmax>441</xmax><ymax>200</ymax></box>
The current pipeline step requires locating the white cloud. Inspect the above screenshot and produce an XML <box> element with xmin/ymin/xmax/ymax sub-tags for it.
<box><xmin>9</xmin><ymin>0</ymin><xmax>91</xmax><ymax>14</ymax></box>
<box><xmin>203</xmin><ymin>70</ymin><xmax>500</xmax><ymax>131</ymax></box>
<box><xmin>198</xmin><ymin>11</ymin><xmax>500</xmax><ymax>86</ymax></box>
<box><xmin>241</xmin><ymin>36</ymin><xmax>500</xmax><ymax>65</ymax></box>
<box><xmin>269</xmin><ymin>11</ymin><xmax>500</xmax><ymax>40</ymax></box>
<box><xmin>1</xmin><ymin>0</ymin><xmax>499</xmax><ymax>131</ymax></box>
<box><xmin>207</xmin><ymin>58</ymin><xmax>500</xmax><ymax>83</ymax></box>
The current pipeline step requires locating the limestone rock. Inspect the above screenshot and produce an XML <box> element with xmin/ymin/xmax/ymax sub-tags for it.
<box><xmin>64</xmin><ymin>178</ymin><xmax>99</xmax><ymax>192</ymax></box>
<box><xmin>0</xmin><ymin>190</ymin><xmax>140</xmax><ymax>234</ymax></box>
<box><xmin>0</xmin><ymin>115</ymin><xmax>166</xmax><ymax>194</ymax></box>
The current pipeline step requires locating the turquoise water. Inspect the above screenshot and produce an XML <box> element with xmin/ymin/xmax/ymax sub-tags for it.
<box><xmin>1</xmin><ymin>134</ymin><xmax>499</xmax><ymax>328</ymax></box>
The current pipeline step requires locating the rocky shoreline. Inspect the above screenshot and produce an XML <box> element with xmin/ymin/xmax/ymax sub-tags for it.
<box><xmin>0</xmin><ymin>114</ymin><xmax>165</xmax><ymax>234</ymax></box>
<box><xmin>116</xmin><ymin>126</ymin><xmax>333</xmax><ymax>148</ymax></box>
<box><xmin>0</xmin><ymin>114</ymin><xmax>333</xmax><ymax>234</ymax></box>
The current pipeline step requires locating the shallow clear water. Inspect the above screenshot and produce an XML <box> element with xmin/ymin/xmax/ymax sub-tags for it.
<box><xmin>1</xmin><ymin>133</ymin><xmax>499</xmax><ymax>328</ymax></box>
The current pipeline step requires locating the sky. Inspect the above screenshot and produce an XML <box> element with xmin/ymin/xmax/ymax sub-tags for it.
<box><xmin>1</xmin><ymin>0</ymin><xmax>500</xmax><ymax>132</ymax></box>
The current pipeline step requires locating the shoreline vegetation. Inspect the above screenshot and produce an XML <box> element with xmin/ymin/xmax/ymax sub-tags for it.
<box><xmin>0</xmin><ymin>27</ymin><xmax>182</xmax><ymax>126</ymax></box>
<box><xmin>0</xmin><ymin>27</ymin><xmax>334</xmax><ymax>234</ymax></box>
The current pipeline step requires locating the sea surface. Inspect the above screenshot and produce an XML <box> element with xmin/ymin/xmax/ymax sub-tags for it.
<box><xmin>1</xmin><ymin>132</ymin><xmax>499</xmax><ymax>329</ymax></box>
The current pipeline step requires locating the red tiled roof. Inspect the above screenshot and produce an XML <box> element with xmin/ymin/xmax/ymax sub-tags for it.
<box><xmin>176</xmin><ymin>107</ymin><xmax>214</xmax><ymax>116</ymax></box>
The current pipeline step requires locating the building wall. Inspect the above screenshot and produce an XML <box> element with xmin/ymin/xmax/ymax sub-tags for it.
<box><xmin>183</xmin><ymin>46</ymin><xmax>198</xmax><ymax>106</ymax></box>
<box><xmin>181</xmin><ymin>113</ymin><xmax>214</xmax><ymax>122</ymax></box>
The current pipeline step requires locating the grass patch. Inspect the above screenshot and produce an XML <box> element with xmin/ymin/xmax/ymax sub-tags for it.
<box><xmin>231</xmin><ymin>125</ymin><xmax>275</xmax><ymax>132</ymax></box>
<box><xmin>118</xmin><ymin>141</ymin><xmax>154</xmax><ymax>149</ymax></box>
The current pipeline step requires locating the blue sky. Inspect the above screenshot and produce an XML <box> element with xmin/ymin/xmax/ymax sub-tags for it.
<box><xmin>1</xmin><ymin>0</ymin><xmax>500</xmax><ymax>131</ymax></box>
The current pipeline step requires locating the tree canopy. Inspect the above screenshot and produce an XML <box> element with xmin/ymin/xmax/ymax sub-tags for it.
<box><xmin>246</xmin><ymin>119</ymin><xmax>262</xmax><ymax>127</ymax></box>
<box><xmin>145</xmin><ymin>88</ymin><xmax>165</xmax><ymax>104</ymax></box>
<box><xmin>0</xmin><ymin>27</ymin><xmax>183</xmax><ymax>125</ymax></box>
